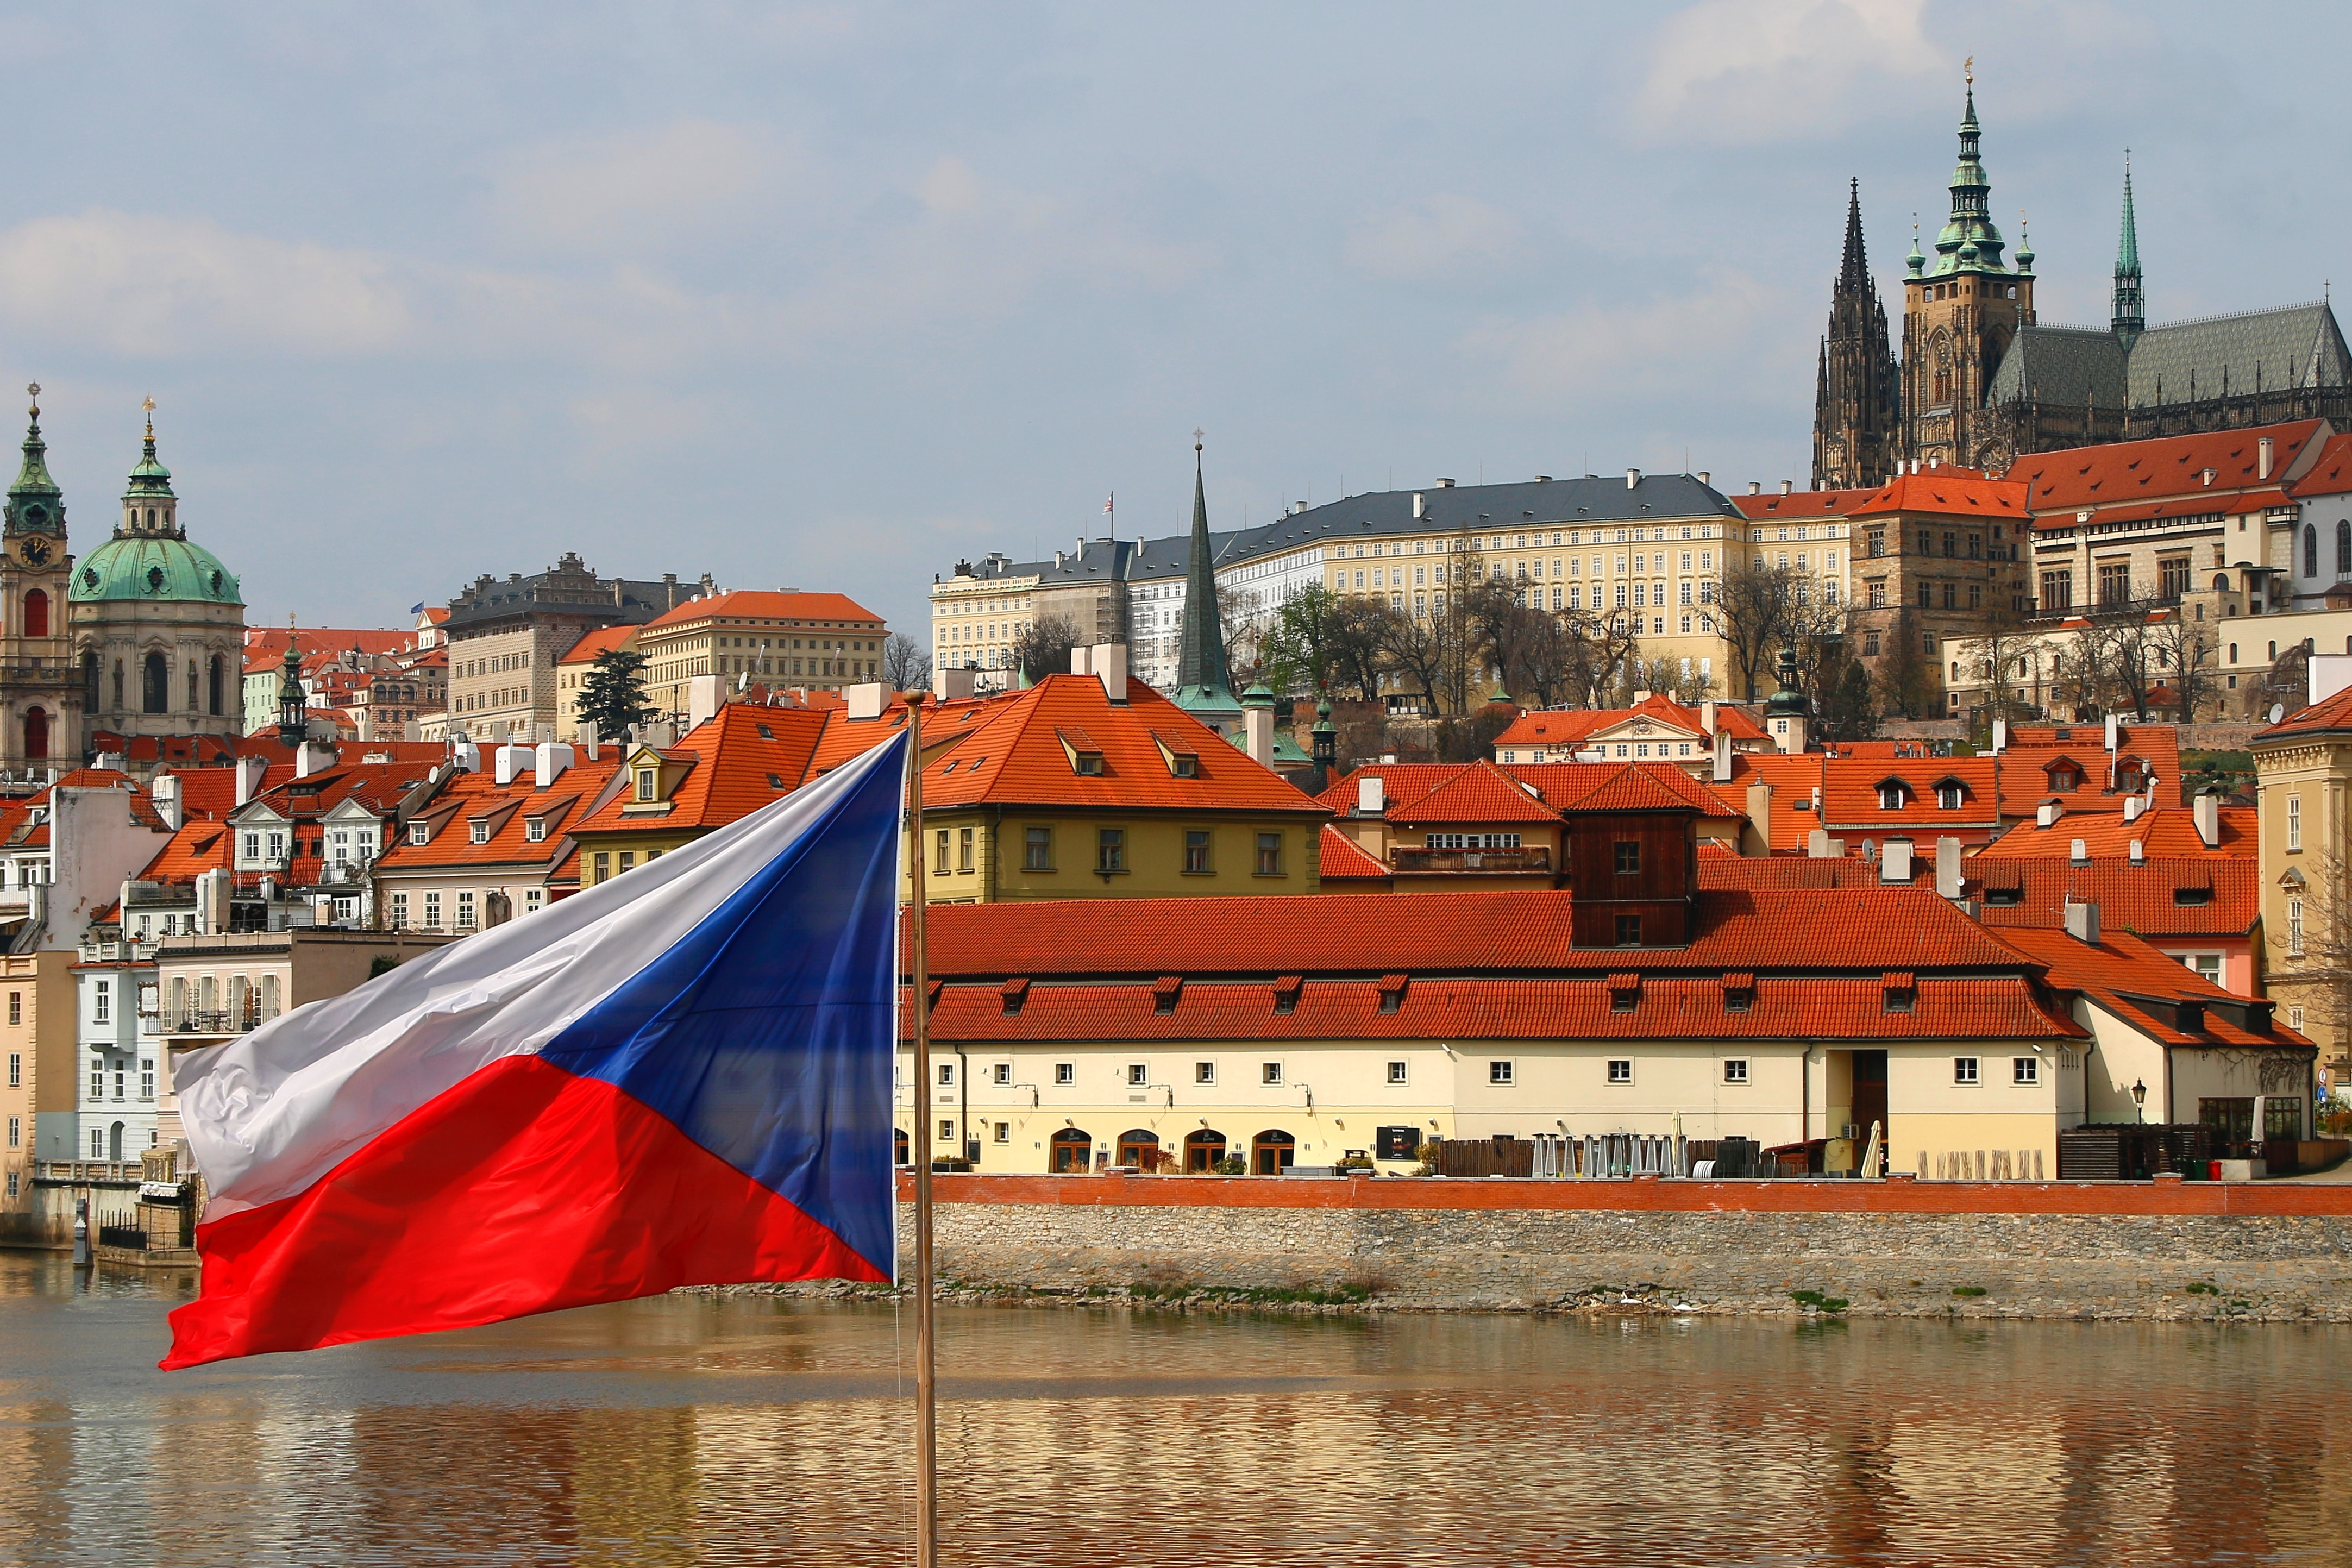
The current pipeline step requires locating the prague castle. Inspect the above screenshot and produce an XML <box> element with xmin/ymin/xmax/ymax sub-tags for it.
<box><xmin>1814</xmin><ymin>70</ymin><xmax>2352</xmax><ymax>486</ymax></box>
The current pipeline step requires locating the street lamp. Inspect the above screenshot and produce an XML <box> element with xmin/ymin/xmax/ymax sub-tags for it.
<box><xmin>2131</xmin><ymin>1079</ymin><xmax>2148</xmax><ymax>1121</ymax></box>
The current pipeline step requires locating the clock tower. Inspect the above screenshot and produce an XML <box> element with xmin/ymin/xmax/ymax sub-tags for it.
<box><xmin>0</xmin><ymin>385</ymin><xmax>78</xmax><ymax>771</ymax></box>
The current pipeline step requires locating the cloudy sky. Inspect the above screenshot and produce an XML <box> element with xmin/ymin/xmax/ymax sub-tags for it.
<box><xmin>1</xmin><ymin>1</ymin><xmax>2344</xmax><ymax>637</ymax></box>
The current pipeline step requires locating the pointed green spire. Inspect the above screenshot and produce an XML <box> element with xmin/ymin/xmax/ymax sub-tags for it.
<box><xmin>124</xmin><ymin>398</ymin><xmax>175</xmax><ymax>499</ymax></box>
<box><xmin>1933</xmin><ymin>61</ymin><xmax>2008</xmax><ymax>276</ymax></box>
<box><xmin>1172</xmin><ymin>430</ymin><xmax>1241</xmax><ymax>727</ymax></box>
<box><xmin>4</xmin><ymin>382</ymin><xmax>64</xmax><ymax>538</ymax></box>
<box><xmin>2112</xmin><ymin>152</ymin><xmax>2144</xmax><ymax>350</ymax></box>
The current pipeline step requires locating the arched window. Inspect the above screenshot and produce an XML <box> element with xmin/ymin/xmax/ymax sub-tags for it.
<box><xmin>1115</xmin><ymin>1130</ymin><xmax>1160</xmax><ymax>1170</ymax></box>
<box><xmin>142</xmin><ymin>652</ymin><xmax>169</xmax><ymax>713</ymax></box>
<box><xmin>185</xmin><ymin>660</ymin><xmax>198</xmax><ymax>712</ymax></box>
<box><xmin>2305</xmin><ymin>523</ymin><xmax>2319</xmax><ymax>578</ymax></box>
<box><xmin>1251</xmin><ymin>1130</ymin><xmax>1296</xmax><ymax>1176</ymax></box>
<box><xmin>208</xmin><ymin>654</ymin><xmax>225</xmax><ymax>716</ymax></box>
<box><xmin>1049</xmin><ymin>1127</ymin><xmax>1095</xmax><ymax>1174</ymax></box>
<box><xmin>1184</xmin><ymin>1129</ymin><xmax>1228</xmax><ymax>1172</ymax></box>
<box><xmin>22</xmin><ymin>588</ymin><xmax>46</xmax><ymax>638</ymax></box>
<box><xmin>23</xmin><ymin>707</ymin><xmax>47</xmax><ymax>761</ymax></box>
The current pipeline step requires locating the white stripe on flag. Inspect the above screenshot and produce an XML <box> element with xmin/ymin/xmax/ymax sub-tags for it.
<box><xmin>176</xmin><ymin>736</ymin><xmax>905</xmax><ymax>1220</ymax></box>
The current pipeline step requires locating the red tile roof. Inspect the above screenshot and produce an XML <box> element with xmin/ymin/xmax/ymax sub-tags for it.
<box><xmin>920</xmin><ymin>886</ymin><xmax>2032</xmax><ymax>980</ymax></box>
<box><xmin>1543</xmin><ymin>763</ymin><xmax>1719</xmax><ymax>815</ymax></box>
<box><xmin>917</xmin><ymin>674</ymin><xmax>1320</xmax><ymax>814</ymax></box>
<box><xmin>2008</xmin><ymin>419</ymin><xmax>2326</xmax><ymax>527</ymax></box>
<box><xmin>1376</xmin><ymin>763</ymin><xmax>1559</xmax><ymax>826</ymax></box>
<box><xmin>2289</xmin><ymin>431</ymin><xmax>2352</xmax><ymax>499</ymax></box>
<box><xmin>1847</xmin><ymin>471</ymin><xmax>2027</xmax><ymax>519</ymax></box>
<box><xmin>1972</xmin><ymin>803</ymin><xmax>2253</xmax><ymax>862</ymax></box>
<box><xmin>639</xmin><ymin>589</ymin><xmax>884</xmax><ymax>632</ymax></box>
<box><xmin>375</xmin><ymin>758</ymin><xmax>624</xmax><ymax>871</ymax></box>
<box><xmin>1491</xmin><ymin>693</ymin><xmax>1768</xmax><ymax>750</ymax></box>
<box><xmin>245</xmin><ymin>626</ymin><xmax>416</xmax><ymax>660</ymax></box>
<box><xmin>2256</xmin><ymin>681</ymin><xmax>2352</xmax><ymax>744</ymax></box>
<box><xmin>1994</xmin><ymin>927</ymin><xmax>2305</xmax><ymax>1050</ymax></box>
<box><xmin>923</xmin><ymin>973</ymin><xmax>2076</xmax><ymax>1045</ymax></box>
<box><xmin>571</xmin><ymin>703</ymin><xmax>827</xmax><ymax>836</ymax></box>
<box><xmin>1820</xmin><ymin>756</ymin><xmax>2000</xmax><ymax>830</ymax></box>
<box><xmin>808</xmin><ymin>693</ymin><xmax>1001</xmax><ymax>775</ymax></box>
<box><xmin>557</xmin><ymin>624</ymin><xmax>639</xmax><ymax>666</ymax></box>
<box><xmin>1316</xmin><ymin>826</ymin><xmax>1390</xmax><ymax>881</ymax></box>
<box><xmin>1970</xmin><ymin>858</ymin><xmax>2259</xmax><ymax>939</ymax></box>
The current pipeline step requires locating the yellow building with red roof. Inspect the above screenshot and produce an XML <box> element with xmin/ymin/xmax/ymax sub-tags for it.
<box><xmin>567</xmin><ymin>703</ymin><xmax>830</xmax><ymax>886</ymax></box>
<box><xmin>635</xmin><ymin>590</ymin><xmax>887</xmax><ymax>723</ymax></box>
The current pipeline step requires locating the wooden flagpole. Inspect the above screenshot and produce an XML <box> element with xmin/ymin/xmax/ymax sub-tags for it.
<box><xmin>903</xmin><ymin>693</ymin><xmax>938</xmax><ymax>1568</ymax></box>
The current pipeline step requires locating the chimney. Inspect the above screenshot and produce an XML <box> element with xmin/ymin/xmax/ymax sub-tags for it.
<box><xmin>845</xmin><ymin>681</ymin><xmax>887</xmax><ymax>720</ymax></box>
<box><xmin>493</xmin><ymin>744</ymin><xmax>528</xmax><ymax>786</ymax></box>
<box><xmin>1632</xmin><ymin>689</ymin><xmax>1651</xmax><ymax>704</ymax></box>
<box><xmin>2104</xmin><ymin>714</ymin><xmax>2120</xmax><ymax>752</ymax></box>
<box><xmin>2123</xmin><ymin>795</ymin><xmax>2144</xmax><ymax>822</ymax></box>
<box><xmin>1880</xmin><ymin>839</ymin><xmax>1914</xmax><ymax>882</ymax></box>
<box><xmin>1700</xmin><ymin>699</ymin><xmax>1717</xmax><ymax>735</ymax></box>
<box><xmin>1779</xmin><ymin>479</ymin><xmax>1792</xmax><ymax>497</ymax></box>
<box><xmin>934</xmin><ymin>666</ymin><xmax>977</xmax><ymax>701</ymax></box>
<box><xmin>2194</xmin><ymin>793</ymin><xmax>2221</xmax><ymax>848</ymax></box>
<box><xmin>2070</xmin><ymin>837</ymin><xmax>2089</xmax><ymax>866</ymax></box>
<box><xmin>95</xmin><ymin>751</ymin><xmax>123</xmax><ymax>773</ymax></box>
<box><xmin>1412</xmin><ymin>492</ymin><xmax>1426</xmax><ymax>519</ymax></box>
<box><xmin>1245</xmin><ymin>699</ymin><xmax>1275</xmax><ymax>768</ymax></box>
<box><xmin>450</xmin><ymin>737</ymin><xmax>480</xmax><ymax>773</ymax></box>
<box><xmin>151</xmin><ymin>774</ymin><xmax>183</xmax><ymax>831</ymax></box>
<box><xmin>1745</xmin><ymin>781</ymin><xmax>1772</xmax><ymax>847</ymax></box>
<box><xmin>1991</xmin><ymin>718</ymin><xmax>2006</xmax><ymax>755</ymax></box>
<box><xmin>1936</xmin><ymin>835</ymin><xmax>1963</xmax><ymax>898</ymax></box>
<box><xmin>533</xmin><ymin>742</ymin><xmax>574</xmax><ymax>788</ymax></box>
<box><xmin>1437</xmin><ymin>477</ymin><xmax>1456</xmax><ymax>488</ymax></box>
<box><xmin>2260</xmin><ymin>436</ymin><xmax>2275</xmax><ymax>480</ymax></box>
<box><xmin>1093</xmin><ymin>643</ymin><xmax>1129</xmax><ymax>704</ymax></box>
<box><xmin>581</xmin><ymin>733</ymin><xmax>600</xmax><ymax>762</ymax></box>
<box><xmin>2036</xmin><ymin>800</ymin><xmax>2062</xmax><ymax>829</ymax></box>
<box><xmin>1712</xmin><ymin>728</ymin><xmax>1733</xmax><ymax>783</ymax></box>
<box><xmin>1748</xmin><ymin>481</ymin><xmax>1761</xmax><ymax>495</ymax></box>
<box><xmin>1070</xmin><ymin>645</ymin><xmax>1092</xmax><ymax>676</ymax></box>
<box><xmin>1696</xmin><ymin>471</ymin><xmax>1710</xmax><ymax>486</ymax></box>
<box><xmin>1357</xmin><ymin>774</ymin><xmax>1385</xmax><ymax>816</ymax></box>
<box><xmin>2129</xmin><ymin>839</ymin><xmax>2145</xmax><ymax>865</ymax></box>
<box><xmin>233</xmin><ymin>755</ymin><xmax>267</xmax><ymax>806</ymax></box>
<box><xmin>2307</xmin><ymin>652</ymin><xmax>2352</xmax><ymax>706</ymax></box>
<box><xmin>2064</xmin><ymin>901</ymin><xmax>2102</xmax><ymax>945</ymax></box>
<box><xmin>1627</xmin><ymin>468</ymin><xmax>1641</xmax><ymax>490</ymax></box>
<box><xmin>1807</xmin><ymin>827</ymin><xmax>1834</xmax><ymax>858</ymax></box>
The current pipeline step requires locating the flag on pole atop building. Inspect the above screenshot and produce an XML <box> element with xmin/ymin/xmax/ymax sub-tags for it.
<box><xmin>160</xmin><ymin>732</ymin><xmax>906</xmax><ymax>1370</ymax></box>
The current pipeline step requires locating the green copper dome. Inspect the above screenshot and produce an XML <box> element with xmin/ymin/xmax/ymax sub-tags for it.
<box><xmin>70</xmin><ymin>534</ymin><xmax>242</xmax><ymax>605</ymax></box>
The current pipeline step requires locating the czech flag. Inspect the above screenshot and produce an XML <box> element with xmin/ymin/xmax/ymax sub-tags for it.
<box><xmin>161</xmin><ymin>732</ymin><xmax>907</xmax><ymax>1370</ymax></box>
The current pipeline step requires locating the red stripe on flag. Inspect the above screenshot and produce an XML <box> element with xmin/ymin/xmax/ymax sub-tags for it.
<box><xmin>162</xmin><ymin>1055</ymin><xmax>885</xmax><ymax>1369</ymax></box>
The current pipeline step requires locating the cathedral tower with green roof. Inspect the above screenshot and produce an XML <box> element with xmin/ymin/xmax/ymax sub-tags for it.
<box><xmin>0</xmin><ymin>386</ymin><xmax>80</xmax><ymax>769</ymax></box>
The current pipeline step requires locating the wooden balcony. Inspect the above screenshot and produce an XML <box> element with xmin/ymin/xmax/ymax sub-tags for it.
<box><xmin>1389</xmin><ymin>846</ymin><xmax>1552</xmax><ymax>875</ymax></box>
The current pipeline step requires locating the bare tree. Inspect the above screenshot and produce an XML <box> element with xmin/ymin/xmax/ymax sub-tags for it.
<box><xmin>1953</xmin><ymin>599</ymin><xmax>2040</xmax><ymax>727</ymax></box>
<box><xmin>1714</xmin><ymin>564</ymin><xmax>1806</xmax><ymax>700</ymax></box>
<box><xmin>882</xmin><ymin>633</ymin><xmax>932</xmax><ymax>692</ymax></box>
<box><xmin>2148</xmin><ymin>614</ymin><xmax>2217</xmax><ymax>722</ymax></box>
<box><xmin>1878</xmin><ymin>609</ymin><xmax>1937</xmax><ymax>719</ymax></box>
<box><xmin>1370</xmin><ymin>603</ymin><xmax>1453</xmax><ymax>713</ymax></box>
<box><xmin>1011</xmin><ymin>614</ymin><xmax>1083</xmax><ymax>684</ymax></box>
<box><xmin>1325</xmin><ymin>594</ymin><xmax>1390</xmax><ymax>703</ymax></box>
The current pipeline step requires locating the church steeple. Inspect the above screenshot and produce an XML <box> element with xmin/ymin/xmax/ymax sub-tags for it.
<box><xmin>121</xmin><ymin>398</ymin><xmax>180</xmax><ymax>538</ymax></box>
<box><xmin>1172</xmin><ymin>431</ymin><xmax>1241</xmax><ymax>729</ymax></box>
<box><xmin>2112</xmin><ymin>152</ymin><xmax>2145</xmax><ymax>351</ymax></box>
<box><xmin>1812</xmin><ymin>180</ymin><xmax>1903</xmax><ymax>488</ymax></box>
<box><xmin>1933</xmin><ymin>59</ymin><xmax>2008</xmax><ymax>275</ymax></box>
<box><xmin>4</xmin><ymin>384</ymin><xmax>64</xmax><ymax>538</ymax></box>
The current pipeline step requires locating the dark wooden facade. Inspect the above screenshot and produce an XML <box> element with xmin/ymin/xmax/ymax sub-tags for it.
<box><xmin>1563</xmin><ymin>808</ymin><xmax>1698</xmax><ymax>948</ymax></box>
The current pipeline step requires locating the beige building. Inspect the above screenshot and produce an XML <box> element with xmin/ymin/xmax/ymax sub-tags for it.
<box><xmin>636</xmin><ymin>590</ymin><xmax>887</xmax><ymax>720</ymax></box>
<box><xmin>2251</xmin><ymin>660</ymin><xmax>2352</xmax><ymax>1093</ymax></box>
<box><xmin>443</xmin><ymin>555</ymin><xmax>708</xmax><ymax>742</ymax></box>
<box><xmin>0</xmin><ymin>950</ymin><xmax>72</xmax><ymax>1246</ymax></box>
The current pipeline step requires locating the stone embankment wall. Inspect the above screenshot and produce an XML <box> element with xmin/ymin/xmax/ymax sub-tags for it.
<box><xmin>899</xmin><ymin>1175</ymin><xmax>2352</xmax><ymax>1322</ymax></box>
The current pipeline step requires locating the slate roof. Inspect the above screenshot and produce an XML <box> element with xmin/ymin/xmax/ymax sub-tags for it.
<box><xmin>1987</xmin><ymin>305</ymin><xmax>2351</xmax><ymax>413</ymax></box>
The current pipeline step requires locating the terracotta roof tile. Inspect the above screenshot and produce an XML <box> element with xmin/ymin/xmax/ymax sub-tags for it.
<box><xmin>1970</xmin><ymin>858</ymin><xmax>2258</xmax><ymax>938</ymax></box>
<box><xmin>1973</xmin><ymin>803</ymin><xmax>2253</xmax><ymax>862</ymax></box>
<box><xmin>557</xmin><ymin>624</ymin><xmax>639</xmax><ymax>666</ymax></box>
<box><xmin>2010</xmin><ymin>419</ymin><xmax>2326</xmax><ymax>525</ymax></box>
<box><xmin>1316</xmin><ymin>825</ymin><xmax>1390</xmax><ymax>881</ymax></box>
<box><xmin>1995</xmin><ymin>926</ymin><xmax>2306</xmax><ymax>1049</ymax></box>
<box><xmin>639</xmin><ymin>589</ymin><xmax>884</xmax><ymax>633</ymax></box>
<box><xmin>572</xmin><ymin>704</ymin><xmax>826</xmax><ymax>836</ymax></box>
<box><xmin>1847</xmin><ymin>471</ymin><xmax>2027</xmax><ymax>519</ymax></box>
<box><xmin>377</xmin><ymin>758</ymin><xmax>624</xmax><ymax>871</ymax></box>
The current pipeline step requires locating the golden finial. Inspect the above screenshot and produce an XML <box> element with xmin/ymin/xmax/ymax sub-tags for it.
<box><xmin>141</xmin><ymin>395</ymin><xmax>155</xmax><ymax>441</ymax></box>
<box><xmin>25</xmin><ymin>383</ymin><xmax>37</xmax><ymax>421</ymax></box>
<box><xmin>1964</xmin><ymin>55</ymin><xmax>1973</xmax><ymax>86</ymax></box>
<box><xmin>1193</xmin><ymin>427</ymin><xmax>1205</xmax><ymax>454</ymax></box>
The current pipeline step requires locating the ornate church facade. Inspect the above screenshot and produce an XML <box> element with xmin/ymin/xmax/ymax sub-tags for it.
<box><xmin>1813</xmin><ymin>73</ymin><xmax>2352</xmax><ymax>482</ymax></box>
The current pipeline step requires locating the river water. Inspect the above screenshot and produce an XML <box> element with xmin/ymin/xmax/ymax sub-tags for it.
<box><xmin>2</xmin><ymin>1254</ymin><xmax>2347</xmax><ymax>1566</ymax></box>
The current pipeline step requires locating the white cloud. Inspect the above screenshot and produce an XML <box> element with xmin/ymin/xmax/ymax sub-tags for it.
<box><xmin>487</xmin><ymin>120</ymin><xmax>805</xmax><ymax>253</ymax></box>
<box><xmin>1343</xmin><ymin>195</ymin><xmax>1523</xmax><ymax>282</ymax></box>
<box><xmin>1462</xmin><ymin>271</ymin><xmax>1798</xmax><ymax>410</ymax></box>
<box><xmin>1633</xmin><ymin>0</ymin><xmax>1943</xmax><ymax>143</ymax></box>
<box><xmin>0</xmin><ymin>211</ymin><xmax>411</xmax><ymax>356</ymax></box>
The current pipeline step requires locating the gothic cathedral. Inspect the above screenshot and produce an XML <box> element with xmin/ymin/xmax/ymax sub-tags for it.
<box><xmin>0</xmin><ymin>388</ymin><xmax>80</xmax><ymax>770</ymax></box>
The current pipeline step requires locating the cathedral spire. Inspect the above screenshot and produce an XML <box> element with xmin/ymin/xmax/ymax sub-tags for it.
<box><xmin>1934</xmin><ymin>59</ymin><xmax>2007</xmax><ymax>275</ymax></box>
<box><xmin>1812</xmin><ymin>182</ymin><xmax>1903</xmax><ymax>489</ymax></box>
<box><xmin>2112</xmin><ymin>152</ymin><xmax>2144</xmax><ymax>351</ymax></box>
<box><xmin>4</xmin><ymin>383</ymin><xmax>64</xmax><ymax>538</ymax></box>
<box><xmin>1174</xmin><ymin>431</ymin><xmax>1235</xmax><ymax>713</ymax></box>
<box><xmin>1839</xmin><ymin>178</ymin><xmax>1868</xmax><ymax>290</ymax></box>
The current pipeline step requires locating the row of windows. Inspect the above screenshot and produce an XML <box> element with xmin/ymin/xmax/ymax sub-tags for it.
<box><xmin>929</xmin><ymin>1055</ymin><xmax>2046</xmax><ymax>1090</ymax></box>
<box><xmin>927</xmin><ymin>825</ymin><xmax>1289</xmax><ymax>878</ymax></box>
<box><xmin>87</xmin><ymin>1057</ymin><xmax>155</xmax><ymax>1101</ymax></box>
<box><xmin>386</xmin><ymin>887</ymin><xmax>544</xmax><ymax>927</ymax></box>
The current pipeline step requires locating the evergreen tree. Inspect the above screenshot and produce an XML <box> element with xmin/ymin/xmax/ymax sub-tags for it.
<box><xmin>576</xmin><ymin>647</ymin><xmax>657</xmax><ymax>741</ymax></box>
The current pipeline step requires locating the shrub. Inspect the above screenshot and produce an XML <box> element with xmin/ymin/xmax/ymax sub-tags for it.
<box><xmin>1952</xmin><ymin>1285</ymin><xmax>1987</xmax><ymax>1298</ymax></box>
<box><xmin>1790</xmin><ymin>1290</ymin><xmax>1849</xmax><ymax>1314</ymax></box>
<box><xmin>1211</xmin><ymin>1155</ymin><xmax>1246</xmax><ymax>1176</ymax></box>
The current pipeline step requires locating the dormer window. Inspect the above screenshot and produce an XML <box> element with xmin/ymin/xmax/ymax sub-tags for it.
<box><xmin>409</xmin><ymin>821</ymin><xmax>430</xmax><ymax>846</ymax></box>
<box><xmin>2047</xmin><ymin>763</ymin><xmax>2081</xmax><ymax>792</ymax></box>
<box><xmin>1935</xmin><ymin>780</ymin><xmax>1965</xmax><ymax>810</ymax></box>
<box><xmin>469</xmin><ymin>820</ymin><xmax>490</xmax><ymax>845</ymax></box>
<box><xmin>525</xmin><ymin>818</ymin><xmax>547</xmax><ymax>844</ymax></box>
<box><xmin>635</xmin><ymin>769</ymin><xmax>657</xmax><ymax>802</ymax></box>
<box><xmin>1878</xmin><ymin>783</ymin><xmax>1907</xmax><ymax>811</ymax></box>
<box><xmin>1172</xmin><ymin>754</ymin><xmax>1197</xmax><ymax>777</ymax></box>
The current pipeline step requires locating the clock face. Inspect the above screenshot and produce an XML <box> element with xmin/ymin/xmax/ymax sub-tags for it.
<box><xmin>18</xmin><ymin>537</ymin><xmax>50</xmax><ymax>567</ymax></box>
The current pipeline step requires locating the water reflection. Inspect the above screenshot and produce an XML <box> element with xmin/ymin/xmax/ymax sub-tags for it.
<box><xmin>0</xmin><ymin>1257</ymin><xmax>2345</xmax><ymax>1565</ymax></box>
